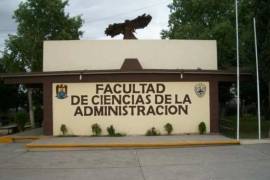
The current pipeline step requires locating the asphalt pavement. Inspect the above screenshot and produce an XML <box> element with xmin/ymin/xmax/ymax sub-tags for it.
<box><xmin>0</xmin><ymin>143</ymin><xmax>270</xmax><ymax>180</ymax></box>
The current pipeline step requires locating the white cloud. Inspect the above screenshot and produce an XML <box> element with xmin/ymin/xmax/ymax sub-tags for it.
<box><xmin>0</xmin><ymin>0</ymin><xmax>21</xmax><ymax>54</ymax></box>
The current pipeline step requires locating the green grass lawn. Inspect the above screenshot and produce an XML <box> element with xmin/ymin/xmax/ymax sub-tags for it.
<box><xmin>220</xmin><ymin>114</ymin><xmax>270</xmax><ymax>139</ymax></box>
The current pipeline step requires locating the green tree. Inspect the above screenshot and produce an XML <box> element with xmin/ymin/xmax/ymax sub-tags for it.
<box><xmin>255</xmin><ymin>0</ymin><xmax>270</xmax><ymax>118</ymax></box>
<box><xmin>0</xmin><ymin>0</ymin><xmax>83</xmax><ymax>126</ymax></box>
<box><xmin>2</xmin><ymin>0</ymin><xmax>83</xmax><ymax>72</ymax></box>
<box><xmin>162</xmin><ymin>0</ymin><xmax>235</xmax><ymax>68</ymax></box>
<box><xmin>162</xmin><ymin>0</ymin><xmax>270</xmax><ymax>117</ymax></box>
<box><xmin>0</xmin><ymin>59</ymin><xmax>27</xmax><ymax>115</ymax></box>
<box><xmin>162</xmin><ymin>0</ymin><xmax>255</xmax><ymax>69</ymax></box>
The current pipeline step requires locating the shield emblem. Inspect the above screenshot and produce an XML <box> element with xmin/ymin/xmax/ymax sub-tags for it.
<box><xmin>194</xmin><ymin>83</ymin><xmax>206</xmax><ymax>97</ymax></box>
<box><xmin>56</xmin><ymin>84</ymin><xmax>68</xmax><ymax>99</ymax></box>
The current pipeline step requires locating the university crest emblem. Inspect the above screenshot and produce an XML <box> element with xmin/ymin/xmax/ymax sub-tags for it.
<box><xmin>56</xmin><ymin>84</ymin><xmax>68</xmax><ymax>99</ymax></box>
<box><xmin>194</xmin><ymin>83</ymin><xmax>206</xmax><ymax>97</ymax></box>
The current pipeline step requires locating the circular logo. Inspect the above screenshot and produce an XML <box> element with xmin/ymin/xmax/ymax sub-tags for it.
<box><xmin>194</xmin><ymin>83</ymin><xmax>206</xmax><ymax>97</ymax></box>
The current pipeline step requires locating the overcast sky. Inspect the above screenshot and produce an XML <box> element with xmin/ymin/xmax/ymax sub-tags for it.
<box><xmin>0</xmin><ymin>0</ymin><xmax>171</xmax><ymax>54</ymax></box>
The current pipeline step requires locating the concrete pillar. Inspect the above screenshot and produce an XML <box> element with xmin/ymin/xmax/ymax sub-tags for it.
<box><xmin>210</xmin><ymin>80</ymin><xmax>219</xmax><ymax>133</ymax></box>
<box><xmin>43</xmin><ymin>82</ymin><xmax>53</xmax><ymax>135</ymax></box>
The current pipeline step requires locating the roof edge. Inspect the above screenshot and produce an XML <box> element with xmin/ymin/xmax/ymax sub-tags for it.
<box><xmin>0</xmin><ymin>69</ymin><xmax>251</xmax><ymax>78</ymax></box>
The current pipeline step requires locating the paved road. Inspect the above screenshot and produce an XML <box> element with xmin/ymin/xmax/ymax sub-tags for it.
<box><xmin>0</xmin><ymin>143</ymin><xmax>270</xmax><ymax>180</ymax></box>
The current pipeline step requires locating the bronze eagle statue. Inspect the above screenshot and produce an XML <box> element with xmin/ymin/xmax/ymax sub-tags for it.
<box><xmin>105</xmin><ymin>14</ymin><xmax>152</xmax><ymax>39</ymax></box>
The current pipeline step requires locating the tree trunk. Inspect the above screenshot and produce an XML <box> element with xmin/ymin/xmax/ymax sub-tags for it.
<box><xmin>28</xmin><ymin>88</ymin><xmax>35</xmax><ymax>128</ymax></box>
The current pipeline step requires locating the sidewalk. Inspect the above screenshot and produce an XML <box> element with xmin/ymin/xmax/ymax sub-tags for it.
<box><xmin>11</xmin><ymin>128</ymin><xmax>43</xmax><ymax>136</ymax></box>
<box><xmin>0</xmin><ymin>128</ymin><xmax>43</xmax><ymax>143</ymax></box>
<box><xmin>240</xmin><ymin>139</ymin><xmax>270</xmax><ymax>144</ymax></box>
<box><xmin>26</xmin><ymin>134</ymin><xmax>240</xmax><ymax>150</ymax></box>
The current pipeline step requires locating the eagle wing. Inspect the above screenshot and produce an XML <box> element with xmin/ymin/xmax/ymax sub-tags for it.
<box><xmin>105</xmin><ymin>23</ymin><xmax>125</xmax><ymax>37</ymax></box>
<box><xmin>104</xmin><ymin>14</ymin><xmax>152</xmax><ymax>38</ymax></box>
<box><xmin>130</xmin><ymin>14</ymin><xmax>152</xmax><ymax>29</ymax></box>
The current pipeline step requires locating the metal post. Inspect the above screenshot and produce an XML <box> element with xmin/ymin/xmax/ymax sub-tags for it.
<box><xmin>253</xmin><ymin>17</ymin><xmax>261</xmax><ymax>140</ymax></box>
<box><xmin>235</xmin><ymin>0</ymin><xmax>240</xmax><ymax>140</ymax></box>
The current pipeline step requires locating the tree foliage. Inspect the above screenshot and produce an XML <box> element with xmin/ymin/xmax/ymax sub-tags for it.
<box><xmin>162</xmin><ymin>0</ymin><xmax>255</xmax><ymax>69</ymax></box>
<box><xmin>162</xmin><ymin>0</ymin><xmax>270</xmax><ymax>116</ymax></box>
<box><xmin>254</xmin><ymin>0</ymin><xmax>270</xmax><ymax>81</ymax></box>
<box><xmin>1</xmin><ymin>0</ymin><xmax>83</xmax><ymax>72</ymax></box>
<box><xmin>0</xmin><ymin>0</ymin><xmax>83</xmax><ymax>119</ymax></box>
<box><xmin>254</xmin><ymin>0</ymin><xmax>270</xmax><ymax>116</ymax></box>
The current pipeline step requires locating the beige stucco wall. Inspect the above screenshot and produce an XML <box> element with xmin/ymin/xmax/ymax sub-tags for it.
<box><xmin>44</xmin><ymin>40</ymin><xmax>217</xmax><ymax>71</ymax></box>
<box><xmin>53</xmin><ymin>82</ymin><xmax>210</xmax><ymax>136</ymax></box>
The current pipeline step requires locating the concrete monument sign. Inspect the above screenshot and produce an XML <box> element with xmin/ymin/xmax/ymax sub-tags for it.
<box><xmin>53</xmin><ymin>82</ymin><xmax>210</xmax><ymax>135</ymax></box>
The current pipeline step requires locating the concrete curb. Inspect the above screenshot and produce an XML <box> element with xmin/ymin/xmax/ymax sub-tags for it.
<box><xmin>0</xmin><ymin>136</ymin><xmax>13</xmax><ymax>143</ymax></box>
<box><xmin>0</xmin><ymin>136</ymin><xmax>43</xmax><ymax>143</ymax></box>
<box><xmin>26</xmin><ymin>140</ymin><xmax>240</xmax><ymax>150</ymax></box>
<box><xmin>240</xmin><ymin>139</ymin><xmax>270</xmax><ymax>144</ymax></box>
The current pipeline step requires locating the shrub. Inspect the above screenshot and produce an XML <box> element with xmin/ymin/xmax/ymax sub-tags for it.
<box><xmin>164</xmin><ymin>123</ymin><xmax>173</xmax><ymax>135</ymax></box>
<box><xmin>198</xmin><ymin>122</ymin><xmax>206</xmax><ymax>134</ymax></box>
<box><xmin>145</xmin><ymin>127</ymin><xmax>160</xmax><ymax>136</ymax></box>
<box><xmin>107</xmin><ymin>125</ymin><xmax>116</xmax><ymax>136</ymax></box>
<box><xmin>60</xmin><ymin>124</ymin><xmax>68</xmax><ymax>135</ymax></box>
<box><xmin>114</xmin><ymin>132</ymin><xmax>126</xmax><ymax>137</ymax></box>
<box><xmin>106</xmin><ymin>125</ymin><xmax>126</xmax><ymax>137</ymax></box>
<box><xmin>91</xmin><ymin>123</ymin><xmax>102</xmax><ymax>136</ymax></box>
<box><xmin>146</xmin><ymin>129</ymin><xmax>152</xmax><ymax>136</ymax></box>
<box><xmin>15</xmin><ymin>112</ymin><xmax>28</xmax><ymax>132</ymax></box>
